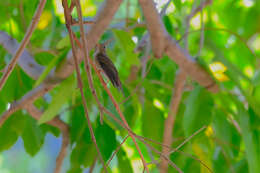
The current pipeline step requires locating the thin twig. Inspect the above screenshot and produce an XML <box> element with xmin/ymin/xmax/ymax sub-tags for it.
<box><xmin>178</xmin><ymin>27</ymin><xmax>259</xmax><ymax>59</ymax></box>
<box><xmin>184</xmin><ymin>0</ymin><xmax>198</xmax><ymax>50</ymax></box>
<box><xmin>120</xmin><ymin>58</ymin><xmax>155</xmax><ymax>105</ymax></box>
<box><xmin>89</xmin><ymin>157</ymin><xmax>98</xmax><ymax>173</ymax></box>
<box><xmin>106</xmin><ymin>135</ymin><xmax>129</xmax><ymax>167</ymax></box>
<box><xmin>160</xmin><ymin>71</ymin><xmax>186</xmax><ymax>173</ymax></box>
<box><xmin>0</xmin><ymin>0</ymin><xmax>47</xmax><ymax>90</ymax></box>
<box><xmin>177</xmin><ymin>150</ymin><xmax>213</xmax><ymax>173</ymax></box>
<box><xmin>75</xmin><ymin>0</ymin><xmax>105</xmax><ymax>124</ymax></box>
<box><xmin>102</xmin><ymin>108</ymin><xmax>212</xmax><ymax>173</ymax></box>
<box><xmin>169</xmin><ymin>126</ymin><xmax>206</xmax><ymax>155</ymax></box>
<box><xmin>62</xmin><ymin>0</ymin><xmax>108</xmax><ymax>172</ymax></box>
<box><xmin>138</xmin><ymin>137</ymin><xmax>183</xmax><ymax>173</ymax></box>
<box><xmin>197</xmin><ymin>0</ymin><xmax>205</xmax><ymax>57</ymax></box>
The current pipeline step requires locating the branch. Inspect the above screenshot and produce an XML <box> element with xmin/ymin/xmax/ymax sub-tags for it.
<box><xmin>68</xmin><ymin>12</ymin><xmax>150</xmax><ymax>172</ymax></box>
<box><xmin>0</xmin><ymin>83</ymin><xmax>53</xmax><ymax>127</ymax></box>
<box><xmin>184</xmin><ymin>0</ymin><xmax>211</xmax><ymax>52</ymax></box>
<box><xmin>169</xmin><ymin>126</ymin><xmax>206</xmax><ymax>155</ymax></box>
<box><xmin>0</xmin><ymin>31</ymin><xmax>44</xmax><ymax>79</ymax></box>
<box><xmin>55</xmin><ymin>130</ymin><xmax>70</xmax><ymax>173</ymax></box>
<box><xmin>0</xmin><ymin>0</ymin><xmax>123</xmax><ymax>129</ymax></box>
<box><xmin>160</xmin><ymin>71</ymin><xmax>186</xmax><ymax>173</ymax></box>
<box><xmin>138</xmin><ymin>0</ymin><xmax>218</xmax><ymax>92</ymax></box>
<box><xmin>135</xmin><ymin>0</ymin><xmax>171</xmax><ymax>53</ymax></box>
<box><xmin>138</xmin><ymin>137</ymin><xmax>183</xmax><ymax>173</ymax></box>
<box><xmin>62</xmin><ymin>0</ymin><xmax>108</xmax><ymax>172</ymax></box>
<box><xmin>106</xmin><ymin>135</ymin><xmax>129</xmax><ymax>167</ymax></box>
<box><xmin>160</xmin><ymin>1</ymin><xmax>211</xmax><ymax>171</ymax></box>
<box><xmin>0</xmin><ymin>0</ymin><xmax>47</xmax><ymax>90</ymax></box>
<box><xmin>138</xmin><ymin>0</ymin><xmax>168</xmax><ymax>58</ymax></box>
<box><xmin>75</xmin><ymin>0</ymin><xmax>105</xmax><ymax>123</ymax></box>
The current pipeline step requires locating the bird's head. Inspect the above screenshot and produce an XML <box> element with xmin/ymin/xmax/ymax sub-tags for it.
<box><xmin>95</xmin><ymin>43</ymin><xmax>106</xmax><ymax>55</ymax></box>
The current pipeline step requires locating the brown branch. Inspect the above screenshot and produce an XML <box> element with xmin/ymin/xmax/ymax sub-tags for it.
<box><xmin>97</xmin><ymin>96</ymin><xmax>207</xmax><ymax>173</ymax></box>
<box><xmin>89</xmin><ymin>157</ymin><xmax>98</xmax><ymax>173</ymax></box>
<box><xmin>62</xmin><ymin>0</ymin><xmax>108</xmax><ymax>172</ymax></box>
<box><xmin>55</xmin><ymin>130</ymin><xmax>70</xmax><ymax>173</ymax></box>
<box><xmin>106</xmin><ymin>135</ymin><xmax>129</xmax><ymax>167</ymax></box>
<box><xmin>197</xmin><ymin>0</ymin><xmax>206</xmax><ymax>57</ymax></box>
<box><xmin>145</xmin><ymin>126</ymin><xmax>206</xmax><ymax>171</ymax></box>
<box><xmin>138</xmin><ymin>0</ymin><xmax>168</xmax><ymax>57</ymax></box>
<box><xmin>0</xmin><ymin>0</ymin><xmax>47</xmax><ymax>90</ymax></box>
<box><xmin>138</xmin><ymin>137</ymin><xmax>183</xmax><ymax>173</ymax></box>
<box><xmin>25</xmin><ymin>104</ymin><xmax>68</xmax><ymax>130</ymax></box>
<box><xmin>138</xmin><ymin>0</ymin><xmax>218</xmax><ymax>93</ymax></box>
<box><xmin>102</xmin><ymin>106</ymin><xmax>182</xmax><ymax>172</ymax></box>
<box><xmin>74</xmin><ymin>0</ymin><xmax>105</xmax><ymax>124</ymax></box>
<box><xmin>160</xmin><ymin>71</ymin><xmax>186</xmax><ymax>173</ymax></box>
<box><xmin>0</xmin><ymin>0</ymin><xmax>123</xmax><ymax>130</ymax></box>
<box><xmin>135</xmin><ymin>0</ymin><xmax>171</xmax><ymax>53</ymax></box>
<box><xmin>184</xmin><ymin>0</ymin><xmax>211</xmax><ymax>52</ymax></box>
<box><xmin>169</xmin><ymin>126</ymin><xmax>206</xmax><ymax>155</ymax></box>
<box><xmin>0</xmin><ymin>31</ymin><xmax>44</xmax><ymax>80</ymax></box>
<box><xmin>0</xmin><ymin>83</ymin><xmax>53</xmax><ymax>127</ymax></box>
<box><xmin>160</xmin><ymin>0</ymin><xmax>212</xmax><ymax>171</ymax></box>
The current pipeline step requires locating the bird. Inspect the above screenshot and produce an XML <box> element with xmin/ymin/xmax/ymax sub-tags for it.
<box><xmin>94</xmin><ymin>43</ymin><xmax>123</xmax><ymax>92</ymax></box>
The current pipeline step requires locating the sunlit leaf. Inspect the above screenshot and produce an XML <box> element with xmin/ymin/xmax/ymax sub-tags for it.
<box><xmin>38</xmin><ymin>75</ymin><xmax>75</xmax><ymax>124</ymax></box>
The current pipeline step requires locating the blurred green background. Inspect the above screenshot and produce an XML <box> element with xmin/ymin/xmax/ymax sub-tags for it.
<box><xmin>0</xmin><ymin>0</ymin><xmax>260</xmax><ymax>172</ymax></box>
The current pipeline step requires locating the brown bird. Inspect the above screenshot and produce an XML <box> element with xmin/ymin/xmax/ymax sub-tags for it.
<box><xmin>94</xmin><ymin>43</ymin><xmax>122</xmax><ymax>92</ymax></box>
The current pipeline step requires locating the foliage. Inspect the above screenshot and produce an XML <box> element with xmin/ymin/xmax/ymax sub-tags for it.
<box><xmin>0</xmin><ymin>0</ymin><xmax>260</xmax><ymax>173</ymax></box>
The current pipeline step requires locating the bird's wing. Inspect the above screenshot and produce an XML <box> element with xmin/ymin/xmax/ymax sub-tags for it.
<box><xmin>96</xmin><ymin>53</ymin><xmax>122</xmax><ymax>90</ymax></box>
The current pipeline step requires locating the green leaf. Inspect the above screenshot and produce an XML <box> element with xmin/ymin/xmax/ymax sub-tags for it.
<box><xmin>70</xmin><ymin>105</ymin><xmax>91</xmax><ymax>144</ymax></box>
<box><xmin>67</xmin><ymin>167</ymin><xmax>83</xmax><ymax>173</ymax></box>
<box><xmin>231</xmin><ymin>96</ymin><xmax>260</xmax><ymax>173</ymax></box>
<box><xmin>113</xmin><ymin>29</ymin><xmax>139</xmax><ymax>66</ymax></box>
<box><xmin>123</xmin><ymin>99</ymin><xmax>137</xmax><ymax>128</ymax></box>
<box><xmin>0</xmin><ymin>67</ymin><xmax>33</xmax><ymax>102</ymax></box>
<box><xmin>183</xmin><ymin>86</ymin><xmax>214</xmax><ymax>136</ymax></box>
<box><xmin>38</xmin><ymin>75</ymin><xmax>75</xmax><ymax>124</ymax></box>
<box><xmin>252</xmin><ymin>70</ymin><xmax>260</xmax><ymax>86</ymax></box>
<box><xmin>34</xmin><ymin>51</ymin><xmax>55</xmax><ymax>66</ymax></box>
<box><xmin>0</xmin><ymin>112</ymin><xmax>25</xmax><ymax>152</ymax></box>
<box><xmin>40</xmin><ymin>124</ymin><xmax>60</xmax><ymax>137</ymax></box>
<box><xmin>212</xmin><ymin>109</ymin><xmax>241</xmax><ymax>158</ymax></box>
<box><xmin>95</xmin><ymin>121</ymin><xmax>117</xmax><ymax>161</ymax></box>
<box><xmin>34</xmin><ymin>49</ymin><xmax>68</xmax><ymax>87</ymax></box>
<box><xmin>163</xmin><ymin>15</ymin><xmax>174</xmax><ymax>35</ymax></box>
<box><xmin>117</xmin><ymin>148</ymin><xmax>133</xmax><ymax>173</ymax></box>
<box><xmin>70</xmin><ymin>142</ymin><xmax>96</xmax><ymax>168</ymax></box>
<box><xmin>56</xmin><ymin>35</ymin><xmax>70</xmax><ymax>49</ymax></box>
<box><xmin>212</xmin><ymin>147</ymin><xmax>230</xmax><ymax>173</ymax></box>
<box><xmin>22</xmin><ymin>115</ymin><xmax>45</xmax><ymax>156</ymax></box>
<box><xmin>142</xmin><ymin>100</ymin><xmax>164</xmax><ymax>147</ymax></box>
